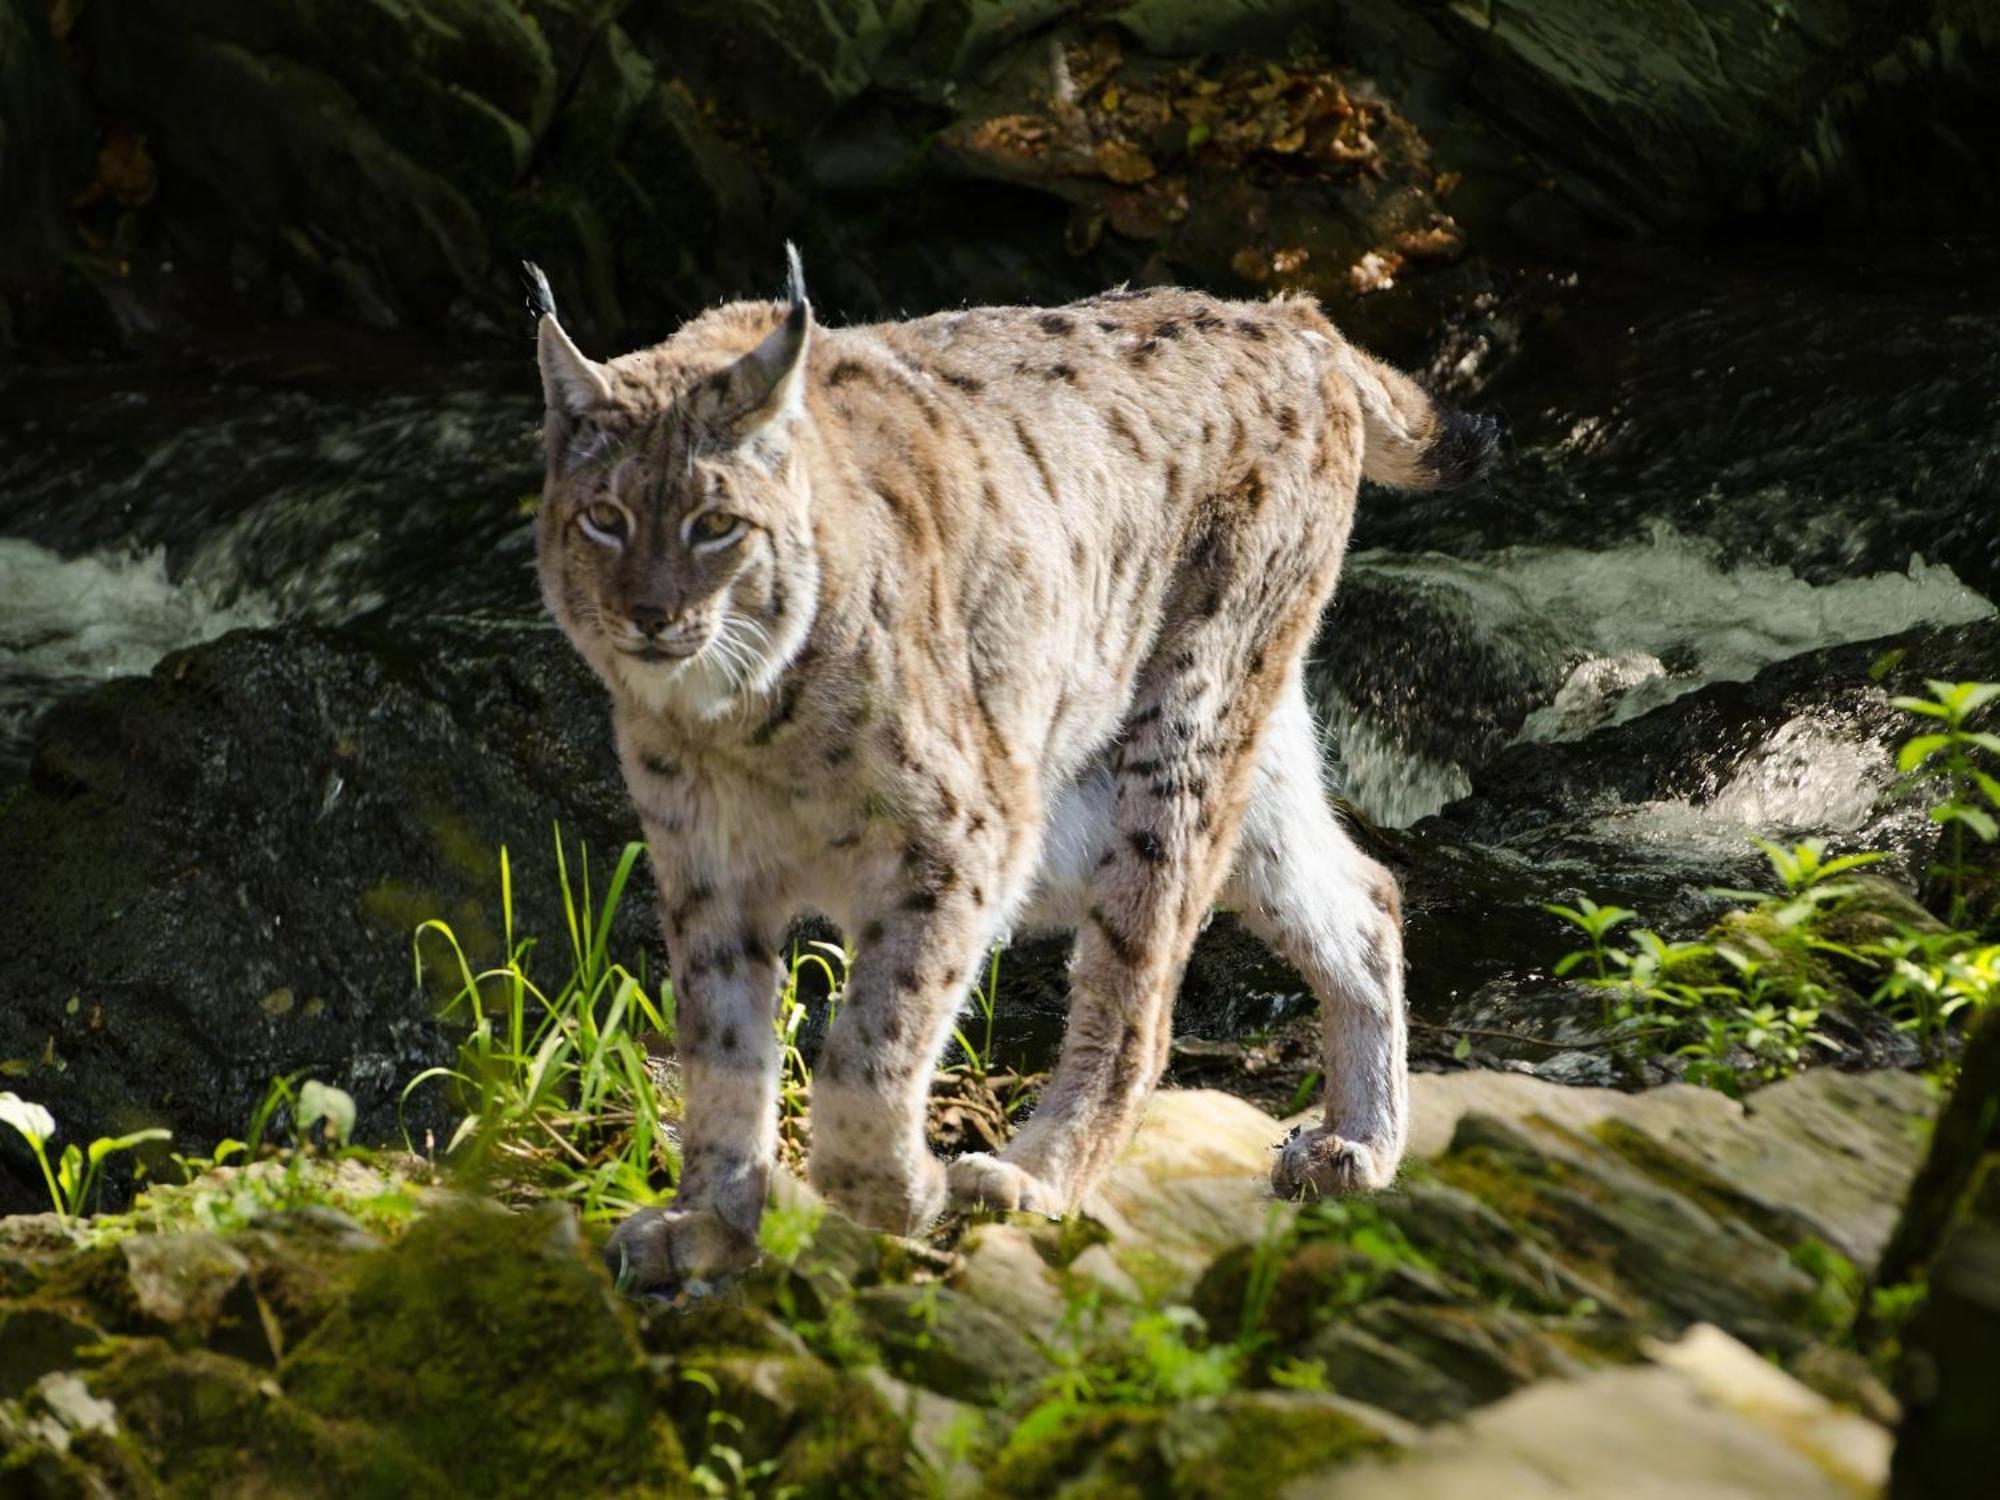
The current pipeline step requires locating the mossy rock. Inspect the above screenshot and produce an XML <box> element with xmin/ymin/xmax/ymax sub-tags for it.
<box><xmin>984</xmin><ymin>1392</ymin><xmax>1398</xmax><ymax>1498</ymax></box>
<box><xmin>984</xmin><ymin>1403</ymin><xmax>1171</xmax><ymax>1498</ymax></box>
<box><xmin>1190</xmin><ymin>1240</ymin><xmax>1378</xmax><ymax>1349</ymax></box>
<box><xmin>0</xmin><ymin>1305</ymin><xmax>105</xmax><ymax>1399</ymax></box>
<box><xmin>664</xmin><ymin>1351</ymin><xmax>918</xmax><ymax>1498</ymax></box>
<box><xmin>1155</xmin><ymin>1391</ymin><xmax>1401</xmax><ymax>1497</ymax></box>
<box><xmin>279</xmin><ymin>1202</ymin><xmax>686</xmax><ymax>1494</ymax></box>
<box><xmin>1434</xmin><ymin>1112</ymin><xmax>1817</xmax><ymax>1349</ymax></box>
<box><xmin>62</xmin><ymin>1339</ymin><xmax>439</xmax><ymax>1495</ymax></box>
<box><xmin>854</xmin><ymin>1282</ymin><xmax>1049</xmax><ymax>1404</ymax></box>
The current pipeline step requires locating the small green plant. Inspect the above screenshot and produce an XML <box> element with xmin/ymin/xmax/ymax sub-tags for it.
<box><xmin>0</xmin><ymin>1091</ymin><xmax>172</xmax><ymax>1225</ymax></box>
<box><xmin>1869</xmin><ymin>930</ymin><xmax>2000</xmax><ymax>1066</ymax></box>
<box><xmin>1544</xmin><ymin>683</ymin><xmax>2000</xmax><ymax>1092</ymax></box>
<box><xmin>775</xmin><ymin>940</ymin><xmax>847</xmax><ymax>1162</ymax></box>
<box><xmin>949</xmin><ymin>947</ymin><xmax>1004</xmax><ymax>1079</ymax></box>
<box><xmin>1892</xmin><ymin>679</ymin><xmax>2000</xmax><ymax>928</ymax></box>
<box><xmin>400</xmin><ymin>827</ymin><xmax>677</xmax><ymax>1223</ymax></box>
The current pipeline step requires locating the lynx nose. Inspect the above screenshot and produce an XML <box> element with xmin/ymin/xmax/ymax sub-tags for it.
<box><xmin>629</xmin><ymin>603</ymin><xmax>673</xmax><ymax>637</ymax></box>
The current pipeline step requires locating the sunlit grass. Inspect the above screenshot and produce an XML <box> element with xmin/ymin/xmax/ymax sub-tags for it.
<box><xmin>400</xmin><ymin>827</ymin><xmax>678</xmax><ymax>1224</ymax></box>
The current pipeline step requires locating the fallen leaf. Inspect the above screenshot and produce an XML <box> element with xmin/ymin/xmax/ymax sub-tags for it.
<box><xmin>1095</xmin><ymin>137</ymin><xmax>1156</xmax><ymax>184</ymax></box>
<box><xmin>1231</xmin><ymin>246</ymin><xmax>1272</xmax><ymax>284</ymax></box>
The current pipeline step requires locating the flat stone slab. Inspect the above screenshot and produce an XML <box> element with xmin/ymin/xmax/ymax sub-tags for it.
<box><xmin>1403</xmin><ymin>1067</ymin><xmax>1932</xmax><ymax>1267</ymax></box>
<box><xmin>1284</xmin><ymin>1324</ymin><xmax>1890</xmax><ymax>1500</ymax></box>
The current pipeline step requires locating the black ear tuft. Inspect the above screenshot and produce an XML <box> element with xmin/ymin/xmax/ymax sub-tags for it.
<box><xmin>521</xmin><ymin>262</ymin><xmax>557</xmax><ymax>322</ymax></box>
<box><xmin>783</xmin><ymin>242</ymin><xmax>808</xmax><ymax>314</ymax></box>
<box><xmin>1422</xmin><ymin>403</ymin><xmax>1501</xmax><ymax>489</ymax></box>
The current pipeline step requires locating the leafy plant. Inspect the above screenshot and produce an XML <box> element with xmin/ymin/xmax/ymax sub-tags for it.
<box><xmin>0</xmin><ymin>1091</ymin><xmax>171</xmax><ymax>1224</ymax></box>
<box><xmin>949</xmin><ymin>947</ymin><xmax>1005</xmax><ymax>1079</ymax></box>
<box><xmin>1544</xmin><ymin>682</ymin><xmax>2000</xmax><ymax>1092</ymax></box>
<box><xmin>1892</xmin><ymin>679</ymin><xmax>2000</xmax><ymax>927</ymax></box>
<box><xmin>775</xmin><ymin>940</ymin><xmax>847</xmax><ymax>1163</ymax></box>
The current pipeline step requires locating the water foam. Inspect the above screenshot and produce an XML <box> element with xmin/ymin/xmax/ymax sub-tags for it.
<box><xmin>0</xmin><ymin>538</ymin><xmax>274</xmax><ymax>767</ymax></box>
<box><xmin>1331</xmin><ymin>524</ymin><xmax>1993</xmax><ymax>827</ymax></box>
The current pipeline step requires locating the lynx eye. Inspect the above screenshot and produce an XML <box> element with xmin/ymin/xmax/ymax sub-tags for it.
<box><xmin>579</xmin><ymin>502</ymin><xmax>628</xmax><ymax>545</ymax></box>
<box><xmin>687</xmin><ymin>510</ymin><xmax>743</xmax><ymax>547</ymax></box>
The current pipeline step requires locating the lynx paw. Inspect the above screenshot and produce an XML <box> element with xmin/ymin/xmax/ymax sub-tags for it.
<box><xmin>1271</xmin><ymin>1126</ymin><xmax>1397</xmax><ymax>1199</ymax></box>
<box><xmin>948</xmin><ymin>1153</ymin><xmax>1058</xmax><ymax>1216</ymax></box>
<box><xmin>602</xmin><ymin>1207</ymin><xmax>759</xmax><ymax>1298</ymax></box>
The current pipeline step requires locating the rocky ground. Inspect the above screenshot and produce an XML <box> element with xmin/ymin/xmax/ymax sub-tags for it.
<box><xmin>3</xmin><ymin>0</ymin><xmax>1998</xmax><ymax>1491</ymax></box>
<box><xmin>4</xmin><ymin>1065</ymin><xmax>1989</xmax><ymax>1497</ymax></box>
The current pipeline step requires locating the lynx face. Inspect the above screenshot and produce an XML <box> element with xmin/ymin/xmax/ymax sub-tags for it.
<box><xmin>535</xmin><ymin>291</ymin><xmax>820</xmax><ymax>721</ymax></box>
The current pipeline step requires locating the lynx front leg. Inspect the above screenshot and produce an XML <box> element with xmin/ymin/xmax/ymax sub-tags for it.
<box><xmin>805</xmin><ymin>943</ymin><xmax>958</xmax><ymax>1233</ymax></box>
<box><xmin>808</xmin><ymin>880</ymin><xmax>1005</xmax><ymax>1234</ymax></box>
<box><xmin>604</xmin><ymin>902</ymin><xmax>783</xmax><ymax>1294</ymax></box>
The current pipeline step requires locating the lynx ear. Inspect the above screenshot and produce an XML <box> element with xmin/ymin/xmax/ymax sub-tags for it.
<box><xmin>723</xmin><ymin>243</ymin><xmax>812</xmax><ymax>444</ymax></box>
<box><xmin>525</xmin><ymin>262</ymin><xmax>612</xmax><ymax>423</ymax></box>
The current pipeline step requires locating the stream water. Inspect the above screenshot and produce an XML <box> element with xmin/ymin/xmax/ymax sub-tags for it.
<box><xmin>2</xmin><ymin>239</ymin><xmax>1993</xmax><ymax>1079</ymax></box>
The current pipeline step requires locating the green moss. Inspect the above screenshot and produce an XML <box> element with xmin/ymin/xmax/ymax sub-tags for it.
<box><xmin>667</xmin><ymin>1353</ymin><xmax>917</xmax><ymax>1498</ymax></box>
<box><xmin>1159</xmin><ymin>1393</ymin><xmax>1397</xmax><ymax>1497</ymax></box>
<box><xmin>987</xmin><ymin>1404</ymin><xmax>1168</xmax><ymax>1498</ymax></box>
<box><xmin>81</xmin><ymin>1338</ymin><xmax>439</xmax><ymax>1495</ymax></box>
<box><xmin>280</xmin><ymin>1203</ymin><xmax>686</xmax><ymax>1495</ymax></box>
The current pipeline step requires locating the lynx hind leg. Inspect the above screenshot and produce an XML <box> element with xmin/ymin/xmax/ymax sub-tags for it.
<box><xmin>1226</xmin><ymin>684</ymin><xmax>1409</xmax><ymax>1197</ymax></box>
<box><xmin>957</xmin><ymin>628</ymin><xmax>1311</xmax><ymax>1215</ymax></box>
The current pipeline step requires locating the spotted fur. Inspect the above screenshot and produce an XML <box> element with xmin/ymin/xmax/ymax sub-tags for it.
<box><xmin>527</xmin><ymin>254</ymin><xmax>1490</xmax><ymax>1290</ymax></box>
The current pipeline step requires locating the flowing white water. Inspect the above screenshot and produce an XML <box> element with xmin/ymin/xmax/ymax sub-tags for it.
<box><xmin>1329</xmin><ymin>524</ymin><xmax>1994</xmax><ymax>827</ymax></box>
<box><xmin>0</xmin><ymin>538</ymin><xmax>275</xmax><ymax>766</ymax></box>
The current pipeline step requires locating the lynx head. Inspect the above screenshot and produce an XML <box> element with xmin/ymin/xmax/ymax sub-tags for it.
<box><xmin>529</xmin><ymin>249</ymin><xmax>820</xmax><ymax>721</ymax></box>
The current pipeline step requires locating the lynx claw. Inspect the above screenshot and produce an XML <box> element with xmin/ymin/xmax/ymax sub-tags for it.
<box><xmin>948</xmin><ymin>1152</ymin><xmax>1059</xmax><ymax>1216</ymax></box>
<box><xmin>602</xmin><ymin>1207</ymin><xmax>759</xmax><ymax>1300</ymax></box>
<box><xmin>1271</xmin><ymin>1125</ymin><xmax>1396</xmax><ymax>1199</ymax></box>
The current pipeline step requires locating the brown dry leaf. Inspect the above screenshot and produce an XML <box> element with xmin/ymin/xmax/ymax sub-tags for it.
<box><xmin>970</xmin><ymin>113</ymin><xmax>1051</xmax><ymax>162</ymax></box>
<box><xmin>1231</xmin><ymin>246</ymin><xmax>1272</xmax><ymax>284</ymax></box>
<box><xmin>1395</xmin><ymin>220</ymin><xmax>1465</xmax><ymax>261</ymax></box>
<box><xmin>1270</xmin><ymin>245</ymin><xmax>1310</xmax><ymax>276</ymax></box>
<box><xmin>1095</xmin><ymin>137</ymin><xmax>1156</xmax><ymax>184</ymax></box>
<box><xmin>1269</xmin><ymin>125</ymin><xmax>1306</xmax><ymax>154</ymax></box>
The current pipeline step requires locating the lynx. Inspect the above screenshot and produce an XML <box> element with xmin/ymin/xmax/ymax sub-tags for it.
<box><xmin>526</xmin><ymin>251</ymin><xmax>1495</xmax><ymax>1291</ymax></box>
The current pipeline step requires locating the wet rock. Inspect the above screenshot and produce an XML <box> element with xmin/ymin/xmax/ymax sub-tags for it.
<box><xmin>1371</xmin><ymin>616</ymin><xmax>2000</xmax><ymax>1066</ymax></box>
<box><xmin>0</xmin><ymin>621</ymin><xmax>640</xmax><ymax>1214</ymax></box>
<box><xmin>1334</xmin><ymin>0</ymin><xmax>2000</xmax><ymax>237</ymax></box>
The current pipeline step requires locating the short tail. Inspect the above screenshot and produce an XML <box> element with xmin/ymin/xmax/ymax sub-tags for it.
<box><xmin>1334</xmin><ymin>343</ymin><xmax>1498</xmax><ymax>490</ymax></box>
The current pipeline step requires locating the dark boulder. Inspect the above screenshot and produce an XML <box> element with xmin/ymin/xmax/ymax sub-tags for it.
<box><xmin>0</xmin><ymin>621</ymin><xmax>644</xmax><ymax>1214</ymax></box>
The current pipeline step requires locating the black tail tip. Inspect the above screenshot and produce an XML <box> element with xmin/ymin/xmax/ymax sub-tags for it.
<box><xmin>1424</xmin><ymin>404</ymin><xmax>1501</xmax><ymax>489</ymax></box>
